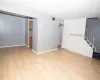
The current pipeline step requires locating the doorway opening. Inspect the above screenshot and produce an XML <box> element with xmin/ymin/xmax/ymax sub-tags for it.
<box><xmin>57</xmin><ymin>23</ymin><xmax>64</xmax><ymax>48</ymax></box>
<box><xmin>0</xmin><ymin>10</ymin><xmax>37</xmax><ymax>51</ymax></box>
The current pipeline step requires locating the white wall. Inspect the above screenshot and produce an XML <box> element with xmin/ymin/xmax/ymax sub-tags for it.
<box><xmin>0</xmin><ymin>1</ymin><xmax>63</xmax><ymax>53</ymax></box>
<box><xmin>62</xmin><ymin>18</ymin><xmax>93</xmax><ymax>57</ymax></box>
<box><xmin>0</xmin><ymin>14</ymin><xmax>25</xmax><ymax>47</ymax></box>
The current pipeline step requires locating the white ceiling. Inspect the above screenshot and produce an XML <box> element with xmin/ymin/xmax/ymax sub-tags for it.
<box><xmin>4</xmin><ymin>0</ymin><xmax>100</xmax><ymax>20</ymax></box>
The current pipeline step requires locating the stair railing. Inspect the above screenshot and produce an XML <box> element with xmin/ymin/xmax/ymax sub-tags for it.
<box><xmin>85</xmin><ymin>29</ymin><xmax>95</xmax><ymax>50</ymax></box>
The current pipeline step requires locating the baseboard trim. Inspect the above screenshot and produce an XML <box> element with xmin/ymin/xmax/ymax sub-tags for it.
<box><xmin>32</xmin><ymin>50</ymin><xmax>37</xmax><ymax>54</ymax></box>
<box><xmin>32</xmin><ymin>48</ymin><xmax>57</xmax><ymax>54</ymax></box>
<box><xmin>25</xmin><ymin>45</ymin><xmax>29</xmax><ymax>48</ymax></box>
<box><xmin>0</xmin><ymin>44</ymin><xmax>25</xmax><ymax>48</ymax></box>
<box><xmin>62</xmin><ymin>48</ymin><xmax>92</xmax><ymax>58</ymax></box>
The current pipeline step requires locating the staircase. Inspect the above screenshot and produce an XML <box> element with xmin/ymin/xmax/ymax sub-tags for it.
<box><xmin>84</xmin><ymin>29</ymin><xmax>96</xmax><ymax>51</ymax></box>
<box><xmin>84</xmin><ymin>29</ymin><xmax>100</xmax><ymax>60</ymax></box>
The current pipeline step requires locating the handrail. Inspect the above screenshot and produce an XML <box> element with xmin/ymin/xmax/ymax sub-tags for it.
<box><xmin>85</xmin><ymin>29</ymin><xmax>95</xmax><ymax>48</ymax></box>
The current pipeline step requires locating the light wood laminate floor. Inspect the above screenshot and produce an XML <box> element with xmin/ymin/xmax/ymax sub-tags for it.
<box><xmin>0</xmin><ymin>46</ymin><xmax>100</xmax><ymax>80</ymax></box>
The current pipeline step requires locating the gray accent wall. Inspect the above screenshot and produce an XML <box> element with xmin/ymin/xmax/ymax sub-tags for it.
<box><xmin>0</xmin><ymin>14</ymin><xmax>25</xmax><ymax>47</ymax></box>
<box><xmin>86</xmin><ymin>18</ymin><xmax>100</xmax><ymax>52</ymax></box>
<box><xmin>37</xmin><ymin>17</ymin><xmax>64</xmax><ymax>53</ymax></box>
<box><xmin>0</xmin><ymin>2</ymin><xmax>64</xmax><ymax>53</ymax></box>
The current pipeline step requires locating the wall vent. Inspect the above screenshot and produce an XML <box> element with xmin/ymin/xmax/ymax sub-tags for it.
<box><xmin>59</xmin><ymin>23</ymin><xmax>63</xmax><ymax>28</ymax></box>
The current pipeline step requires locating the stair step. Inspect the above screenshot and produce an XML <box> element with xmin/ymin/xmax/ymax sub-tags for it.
<box><xmin>84</xmin><ymin>38</ymin><xmax>95</xmax><ymax>50</ymax></box>
<box><xmin>90</xmin><ymin>44</ymin><xmax>92</xmax><ymax>47</ymax></box>
<box><xmin>84</xmin><ymin>38</ymin><xmax>87</xmax><ymax>40</ymax></box>
<box><xmin>92</xmin><ymin>51</ymin><xmax>100</xmax><ymax>60</ymax></box>
<box><xmin>87</xmin><ymin>41</ymin><xmax>89</xmax><ymax>44</ymax></box>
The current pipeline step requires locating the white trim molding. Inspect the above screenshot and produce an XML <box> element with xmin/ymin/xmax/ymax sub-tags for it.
<box><xmin>32</xmin><ymin>48</ymin><xmax>57</xmax><ymax>54</ymax></box>
<box><xmin>25</xmin><ymin>45</ymin><xmax>29</xmax><ymax>48</ymax></box>
<box><xmin>0</xmin><ymin>44</ymin><xmax>25</xmax><ymax>48</ymax></box>
<box><xmin>32</xmin><ymin>50</ymin><xmax>37</xmax><ymax>54</ymax></box>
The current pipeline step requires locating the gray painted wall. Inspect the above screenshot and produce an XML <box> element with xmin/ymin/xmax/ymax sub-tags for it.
<box><xmin>32</xmin><ymin>19</ymin><xmax>38</xmax><ymax>52</ymax></box>
<box><xmin>0</xmin><ymin>2</ymin><xmax>64</xmax><ymax>53</ymax></box>
<box><xmin>0</xmin><ymin>14</ymin><xmax>25</xmax><ymax>47</ymax></box>
<box><xmin>86</xmin><ymin>18</ymin><xmax>100</xmax><ymax>52</ymax></box>
<box><xmin>37</xmin><ymin>16</ymin><xmax>64</xmax><ymax>52</ymax></box>
<box><xmin>25</xmin><ymin>18</ymin><xmax>29</xmax><ymax>46</ymax></box>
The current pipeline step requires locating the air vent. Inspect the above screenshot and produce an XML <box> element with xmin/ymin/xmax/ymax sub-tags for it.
<box><xmin>59</xmin><ymin>23</ymin><xmax>63</xmax><ymax>28</ymax></box>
